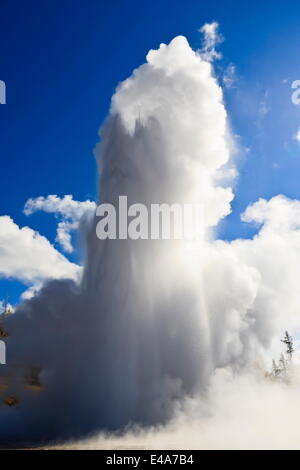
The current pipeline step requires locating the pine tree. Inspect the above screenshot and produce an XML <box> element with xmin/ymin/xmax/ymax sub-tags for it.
<box><xmin>281</xmin><ymin>331</ymin><xmax>294</xmax><ymax>360</ymax></box>
<box><xmin>270</xmin><ymin>331</ymin><xmax>294</xmax><ymax>381</ymax></box>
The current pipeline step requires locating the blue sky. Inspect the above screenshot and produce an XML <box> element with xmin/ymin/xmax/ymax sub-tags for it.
<box><xmin>1</xmin><ymin>0</ymin><xmax>300</xmax><ymax>304</ymax></box>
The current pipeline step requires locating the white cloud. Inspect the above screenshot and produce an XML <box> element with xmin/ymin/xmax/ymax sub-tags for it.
<box><xmin>198</xmin><ymin>21</ymin><xmax>223</xmax><ymax>61</ymax></box>
<box><xmin>241</xmin><ymin>194</ymin><xmax>300</xmax><ymax>232</ymax></box>
<box><xmin>24</xmin><ymin>194</ymin><xmax>96</xmax><ymax>253</ymax></box>
<box><xmin>0</xmin><ymin>215</ymin><xmax>80</xmax><ymax>285</ymax></box>
<box><xmin>224</xmin><ymin>194</ymin><xmax>300</xmax><ymax>346</ymax></box>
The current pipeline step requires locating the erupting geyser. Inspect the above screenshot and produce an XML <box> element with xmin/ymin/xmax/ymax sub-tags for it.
<box><xmin>81</xmin><ymin>35</ymin><xmax>236</xmax><ymax>427</ymax></box>
<box><xmin>3</xmin><ymin>33</ymin><xmax>300</xmax><ymax>446</ymax></box>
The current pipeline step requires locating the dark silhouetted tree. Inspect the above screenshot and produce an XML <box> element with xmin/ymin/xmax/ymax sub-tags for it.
<box><xmin>281</xmin><ymin>331</ymin><xmax>294</xmax><ymax>360</ymax></box>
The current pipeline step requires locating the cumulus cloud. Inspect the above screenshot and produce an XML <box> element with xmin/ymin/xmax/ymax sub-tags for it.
<box><xmin>0</xmin><ymin>215</ymin><xmax>80</xmax><ymax>284</ymax></box>
<box><xmin>24</xmin><ymin>195</ymin><xmax>96</xmax><ymax>253</ymax></box>
<box><xmin>229</xmin><ymin>194</ymin><xmax>300</xmax><ymax>348</ymax></box>
<box><xmin>241</xmin><ymin>194</ymin><xmax>300</xmax><ymax>231</ymax></box>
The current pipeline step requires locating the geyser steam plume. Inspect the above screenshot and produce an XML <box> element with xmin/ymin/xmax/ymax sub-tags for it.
<box><xmin>2</xmin><ymin>33</ymin><xmax>300</xmax><ymax>445</ymax></box>
<box><xmin>82</xmin><ymin>35</ymin><xmax>234</xmax><ymax>428</ymax></box>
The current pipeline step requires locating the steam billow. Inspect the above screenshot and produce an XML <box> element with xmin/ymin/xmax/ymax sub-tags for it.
<box><xmin>2</xmin><ymin>35</ymin><xmax>300</xmax><ymax>447</ymax></box>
